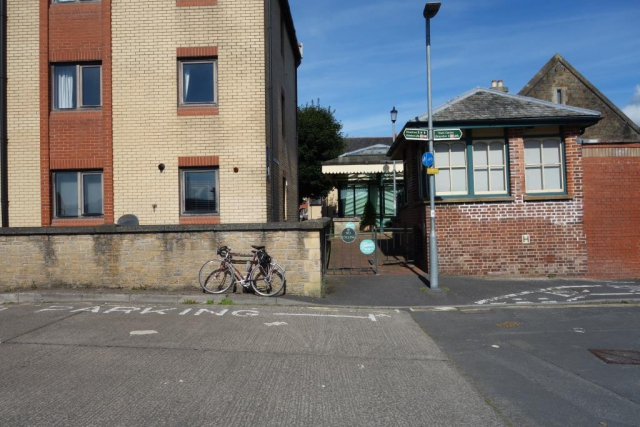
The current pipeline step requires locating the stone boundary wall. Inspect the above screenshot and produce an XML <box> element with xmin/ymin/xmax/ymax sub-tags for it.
<box><xmin>0</xmin><ymin>219</ymin><xmax>330</xmax><ymax>296</ymax></box>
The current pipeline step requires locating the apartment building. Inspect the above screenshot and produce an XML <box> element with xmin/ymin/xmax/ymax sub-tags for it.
<box><xmin>0</xmin><ymin>0</ymin><xmax>301</xmax><ymax>228</ymax></box>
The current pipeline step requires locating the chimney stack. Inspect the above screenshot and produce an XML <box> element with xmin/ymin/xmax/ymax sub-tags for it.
<box><xmin>490</xmin><ymin>80</ymin><xmax>508</xmax><ymax>93</ymax></box>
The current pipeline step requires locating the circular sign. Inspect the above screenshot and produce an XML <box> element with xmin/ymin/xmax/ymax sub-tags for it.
<box><xmin>341</xmin><ymin>227</ymin><xmax>357</xmax><ymax>243</ymax></box>
<box><xmin>422</xmin><ymin>152</ymin><xmax>434</xmax><ymax>167</ymax></box>
<box><xmin>345</xmin><ymin>221</ymin><xmax>356</xmax><ymax>230</ymax></box>
<box><xmin>360</xmin><ymin>239</ymin><xmax>376</xmax><ymax>255</ymax></box>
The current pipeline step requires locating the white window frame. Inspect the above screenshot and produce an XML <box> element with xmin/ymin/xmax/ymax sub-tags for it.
<box><xmin>524</xmin><ymin>138</ymin><xmax>565</xmax><ymax>194</ymax></box>
<box><xmin>434</xmin><ymin>141</ymin><xmax>468</xmax><ymax>196</ymax></box>
<box><xmin>178</xmin><ymin>59</ymin><xmax>218</xmax><ymax>106</ymax></box>
<box><xmin>472</xmin><ymin>140</ymin><xmax>508</xmax><ymax>195</ymax></box>
<box><xmin>51</xmin><ymin>63</ymin><xmax>102</xmax><ymax>110</ymax></box>
<box><xmin>180</xmin><ymin>168</ymin><xmax>220</xmax><ymax>216</ymax></box>
<box><xmin>52</xmin><ymin>171</ymin><xmax>104</xmax><ymax>218</ymax></box>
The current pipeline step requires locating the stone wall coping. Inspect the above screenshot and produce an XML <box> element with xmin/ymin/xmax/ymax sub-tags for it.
<box><xmin>0</xmin><ymin>218</ymin><xmax>331</xmax><ymax>237</ymax></box>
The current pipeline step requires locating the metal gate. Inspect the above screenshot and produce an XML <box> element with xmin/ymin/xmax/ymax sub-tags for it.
<box><xmin>324</xmin><ymin>226</ymin><xmax>418</xmax><ymax>275</ymax></box>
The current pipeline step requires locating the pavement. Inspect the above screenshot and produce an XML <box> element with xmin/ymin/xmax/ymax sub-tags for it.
<box><xmin>287</xmin><ymin>274</ymin><xmax>640</xmax><ymax>308</ymax></box>
<box><xmin>0</xmin><ymin>303</ymin><xmax>507</xmax><ymax>426</ymax></box>
<box><xmin>410</xmin><ymin>304</ymin><xmax>640</xmax><ymax>427</ymax></box>
<box><xmin>3</xmin><ymin>276</ymin><xmax>639</xmax><ymax>309</ymax></box>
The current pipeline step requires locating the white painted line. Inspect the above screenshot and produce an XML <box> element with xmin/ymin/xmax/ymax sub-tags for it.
<box><xmin>140</xmin><ymin>308</ymin><xmax>177</xmax><ymax>315</ymax></box>
<box><xmin>0</xmin><ymin>307</ymin><xmax>7</xmax><ymax>312</ymax></box>
<box><xmin>273</xmin><ymin>313</ymin><xmax>379</xmax><ymax>322</ymax></box>
<box><xmin>179</xmin><ymin>309</ymin><xmax>193</xmax><ymax>315</ymax></box>
<box><xmin>538</xmin><ymin>298</ymin><xmax>549</xmax><ymax>300</ymax></box>
<box><xmin>589</xmin><ymin>293</ymin><xmax>635</xmax><ymax>296</ymax></box>
<box><xmin>264</xmin><ymin>322</ymin><xmax>288</xmax><ymax>327</ymax></box>
<box><xmin>573</xmin><ymin>328</ymin><xmax>585</xmax><ymax>333</ymax></box>
<box><xmin>104</xmin><ymin>307</ymin><xmax>140</xmax><ymax>314</ymax></box>
<box><xmin>491</xmin><ymin>345</ymin><xmax>500</xmax><ymax>348</ymax></box>
<box><xmin>515</xmin><ymin>301</ymin><xmax>533</xmax><ymax>304</ymax></box>
<box><xmin>130</xmin><ymin>330</ymin><xmax>158</xmax><ymax>336</ymax></box>
<box><xmin>475</xmin><ymin>285</ymin><xmax>603</xmax><ymax>305</ymax></box>
<box><xmin>431</xmin><ymin>307</ymin><xmax>457</xmax><ymax>311</ymax></box>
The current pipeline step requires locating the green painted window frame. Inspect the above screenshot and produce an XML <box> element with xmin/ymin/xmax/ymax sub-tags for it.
<box><xmin>523</xmin><ymin>135</ymin><xmax>568</xmax><ymax>196</ymax></box>
<box><xmin>422</xmin><ymin>129</ymin><xmax>511</xmax><ymax>200</ymax></box>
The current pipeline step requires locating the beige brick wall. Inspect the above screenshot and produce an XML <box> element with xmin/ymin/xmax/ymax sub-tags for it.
<box><xmin>111</xmin><ymin>0</ymin><xmax>268</xmax><ymax>225</ymax></box>
<box><xmin>0</xmin><ymin>226</ymin><xmax>326</xmax><ymax>297</ymax></box>
<box><xmin>5</xmin><ymin>0</ymin><xmax>41</xmax><ymax>227</ymax></box>
<box><xmin>266</xmin><ymin>0</ymin><xmax>299</xmax><ymax>222</ymax></box>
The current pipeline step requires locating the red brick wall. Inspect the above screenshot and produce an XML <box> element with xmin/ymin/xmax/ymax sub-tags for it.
<box><xmin>40</xmin><ymin>0</ymin><xmax>113</xmax><ymax>226</ymax></box>
<box><xmin>398</xmin><ymin>126</ymin><xmax>590</xmax><ymax>276</ymax></box>
<box><xmin>583</xmin><ymin>145</ymin><xmax>640</xmax><ymax>278</ymax></box>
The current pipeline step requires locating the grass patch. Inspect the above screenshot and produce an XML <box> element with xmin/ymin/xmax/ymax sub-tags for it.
<box><xmin>547</xmin><ymin>274</ymin><xmax>557</xmax><ymax>279</ymax></box>
<box><xmin>621</xmin><ymin>300</ymin><xmax>629</xmax><ymax>304</ymax></box>
<box><xmin>206</xmin><ymin>299</ymin><xmax>215</xmax><ymax>305</ymax></box>
<box><xmin>131</xmin><ymin>286</ymin><xmax>148</xmax><ymax>291</ymax></box>
<box><xmin>219</xmin><ymin>298</ymin><xmax>235</xmax><ymax>306</ymax></box>
<box><xmin>420</xmin><ymin>286</ymin><xmax>429</xmax><ymax>294</ymax></box>
<box><xmin>2</xmin><ymin>301</ymin><xmax>15</xmax><ymax>305</ymax></box>
<box><xmin>182</xmin><ymin>299</ymin><xmax>197</xmax><ymax>305</ymax></box>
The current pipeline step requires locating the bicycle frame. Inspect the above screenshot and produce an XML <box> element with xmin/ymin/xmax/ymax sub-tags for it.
<box><xmin>220</xmin><ymin>251</ymin><xmax>269</xmax><ymax>288</ymax></box>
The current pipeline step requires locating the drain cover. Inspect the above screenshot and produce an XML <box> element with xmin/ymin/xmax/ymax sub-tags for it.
<box><xmin>496</xmin><ymin>321</ymin><xmax>520</xmax><ymax>328</ymax></box>
<box><xmin>589</xmin><ymin>349</ymin><xmax>640</xmax><ymax>365</ymax></box>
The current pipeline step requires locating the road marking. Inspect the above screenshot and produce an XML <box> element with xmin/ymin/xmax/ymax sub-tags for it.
<box><xmin>71</xmin><ymin>306</ymin><xmax>101</xmax><ymax>313</ymax></box>
<box><xmin>178</xmin><ymin>309</ymin><xmax>192</xmax><ymax>315</ymax></box>
<box><xmin>491</xmin><ymin>345</ymin><xmax>500</xmax><ymax>348</ymax></box>
<box><xmin>573</xmin><ymin>328</ymin><xmax>585</xmax><ymax>333</ymax></box>
<box><xmin>104</xmin><ymin>307</ymin><xmax>140</xmax><ymax>314</ymax></box>
<box><xmin>130</xmin><ymin>330</ymin><xmax>158</xmax><ymax>336</ymax></box>
<box><xmin>0</xmin><ymin>307</ymin><xmax>7</xmax><ymax>312</ymax></box>
<box><xmin>264</xmin><ymin>322</ymin><xmax>288</xmax><ymax>327</ymax></box>
<box><xmin>194</xmin><ymin>308</ymin><xmax>228</xmax><ymax>316</ymax></box>
<box><xmin>141</xmin><ymin>308</ymin><xmax>177</xmax><ymax>315</ymax></box>
<box><xmin>36</xmin><ymin>306</ymin><xmax>74</xmax><ymax>312</ymax></box>
<box><xmin>589</xmin><ymin>293</ymin><xmax>635</xmax><ymax>296</ymax></box>
<box><xmin>273</xmin><ymin>313</ymin><xmax>379</xmax><ymax>322</ymax></box>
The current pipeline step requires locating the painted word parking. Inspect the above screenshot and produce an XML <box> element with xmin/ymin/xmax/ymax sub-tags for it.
<box><xmin>29</xmin><ymin>305</ymin><xmax>387</xmax><ymax>323</ymax></box>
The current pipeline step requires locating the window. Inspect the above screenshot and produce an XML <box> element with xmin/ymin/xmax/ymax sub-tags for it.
<box><xmin>472</xmin><ymin>141</ymin><xmax>507</xmax><ymax>194</ymax></box>
<box><xmin>52</xmin><ymin>64</ymin><xmax>101</xmax><ymax>110</ymax></box>
<box><xmin>556</xmin><ymin>89</ymin><xmax>563</xmax><ymax>105</ymax></box>
<box><xmin>53</xmin><ymin>171</ymin><xmax>103</xmax><ymax>218</ymax></box>
<box><xmin>426</xmin><ymin>136</ymin><xmax>510</xmax><ymax>199</ymax></box>
<box><xmin>53</xmin><ymin>0</ymin><xmax>99</xmax><ymax>3</ymax></box>
<box><xmin>434</xmin><ymin>142</ymin><xmax>468</xmax><ymax>196</ymax></box>
<box><xmin>179</xmin><ymin>59</ymin><xmax>217</xmax><ymax>105</ymax></box>
<box><xmin>524</xmin><ymin>138</ymin><xmax>565</xmax><ymax>193</ymax></box>
<box><xmin>181</xmin><ymin>169</ymin><xmax>219</xmax><ymax>215</ymax></box>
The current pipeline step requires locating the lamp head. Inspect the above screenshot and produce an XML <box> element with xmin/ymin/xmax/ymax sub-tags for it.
<box><xmin>390</xmin><ymin>106</ymin><xmax>398</xmax><ymax>123</ymax></box>
<box><xmin>423</xmin><ymin>2</ymin><xmax>441</xmax><ymax>19</ymax></box>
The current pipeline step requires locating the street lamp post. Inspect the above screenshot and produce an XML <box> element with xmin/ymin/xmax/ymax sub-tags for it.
<box><xmin>424</xmin><ymin>2</ymin><xmax>440</xmax><ymax>290</ymax></box>
<box><xmin>390</xmin><ymin>107</ymin><xmax>398</xmax><ymax>215</ymax></box>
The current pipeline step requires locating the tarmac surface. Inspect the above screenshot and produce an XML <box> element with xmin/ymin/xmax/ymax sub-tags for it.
<box><xmin>411</xmin><ymin>304</ymin><xmax>640</xmax><ymax>427</ymax></box>
<box><xmin>0</xmin><ymin>303</ymin><xmax>506</xmax><ymax>426</ymax></box>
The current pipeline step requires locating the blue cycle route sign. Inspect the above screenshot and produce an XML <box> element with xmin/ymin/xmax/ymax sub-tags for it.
<box><xmin>422</xmin><ymin>152</ymin><xmax>434</xmax><ymax>167</ymax></box>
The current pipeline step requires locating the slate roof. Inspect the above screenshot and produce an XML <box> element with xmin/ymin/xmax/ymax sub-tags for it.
<box><xmin>519</xmin><ymin>53</ymin><xmax>640</xmax><ymax>136</ymax></box>
<box><xmin>344</xmin><ymin>137</ymin><xmax>393</xmax><ymax>154</ymax></box>
<box><xmin>417</xmin><ymin>87</ymin><xmax>601</xmax><ymax>123</ymax></box>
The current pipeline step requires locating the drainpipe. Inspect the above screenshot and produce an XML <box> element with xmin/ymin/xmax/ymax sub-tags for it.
<box><xmin>266</xmin><ymin>0</ymin><xmax>276</xmax><ymax>222</ymax></box>
<box><xmin>0</xmin><ymin>0</ymin><xmax>8</xmax><ymax>227</ymax></box>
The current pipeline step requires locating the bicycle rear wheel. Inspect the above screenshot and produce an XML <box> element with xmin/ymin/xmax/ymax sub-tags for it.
<box><xmin>250</xmin><ymin>262</ymin><xmax>285</xmax><ymax>297</ymax></box>
<box><xmin>199</xmin><ymin>261</ymin><xmax>234</xmax><ymax>294</ymax></box>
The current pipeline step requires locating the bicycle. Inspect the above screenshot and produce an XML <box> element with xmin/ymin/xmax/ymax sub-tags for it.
<box><xmin>198</xmin><ymin>245</ymin><xmax>286</xmax><ymax>297</ymax></box>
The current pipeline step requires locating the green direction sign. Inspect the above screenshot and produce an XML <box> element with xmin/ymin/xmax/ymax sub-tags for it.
<box><xmin>404</xmin><ymin>128</ymin><xmax>463</xmax><ymax>141</ymax></box>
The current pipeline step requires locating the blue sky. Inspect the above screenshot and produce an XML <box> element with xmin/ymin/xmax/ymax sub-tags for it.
<box><xmin>288</xmin><ymin>0</ymin><xmax>640</xmax><ymax>137</ymax></box>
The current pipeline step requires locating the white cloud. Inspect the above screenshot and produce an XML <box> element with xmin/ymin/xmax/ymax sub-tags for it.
<box><xmin>622</xmin><ymin>85</ymin><xmax>640</xmax><ymax>125</ymax></box>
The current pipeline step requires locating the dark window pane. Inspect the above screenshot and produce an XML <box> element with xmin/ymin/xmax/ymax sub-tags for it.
<box><xmin>55</xmin><ymin>173</ymin><xmax>78</xmax><ymax>217</ymax></box>
<box><xmin>82</xmin><ymin>66</ymin><xmax>101</xmax><ymax>106</ymax></box>
<box><xmin>54</xmin><ymin>65</ymin><xmax>77</xmax><ymax>109</ymax></box>
<box><xmin>183</xmin><ymin>63</ymin><xmax>214</xmax><ymax>104</ymax></box>
<box><xmin>83</xmin><ymin>174</ymin><xmax>103</xmax><ymax>215</ymax></box>
<box><xmin>184</xmin><ymin>171</ymin><xmax>217</xmax><ymax>213</ymax></box>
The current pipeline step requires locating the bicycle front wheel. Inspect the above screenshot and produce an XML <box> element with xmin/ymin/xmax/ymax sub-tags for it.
<box><xmin>250</xmin><ymin>262</ymin><xmax>285</xmax><ymax>297</ymax></box>
<box><xmin>199</xmin><ymin>261</ymin><xmax>234</xmax><ymax>294</ymax></box>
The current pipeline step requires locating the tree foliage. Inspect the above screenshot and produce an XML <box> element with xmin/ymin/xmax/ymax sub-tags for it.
<box><xmin>298</xmin><ymin>100</ymin><xmax>346</xmax><ymax>200</ymax></box>
<box><xmin>360</xmin><ymin>200</ymin><xmax>377</xmax><ymax>230</ymax></box>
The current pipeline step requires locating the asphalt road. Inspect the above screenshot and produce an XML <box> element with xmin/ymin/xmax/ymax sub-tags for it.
<box><xmin>0</xmin><ymin>303</ymin><xmax>505</xmax><ymax>426</ymax></box>
<box><xmin>411</xmin><ymin>304</ymin><xmax>640</xmax><ymax>427</ymax></box>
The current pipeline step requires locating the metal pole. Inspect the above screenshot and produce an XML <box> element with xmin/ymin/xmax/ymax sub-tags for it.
<box><xmin>392</xmin><ymin>160</ymin><xmax>397</xmax><ymax>215</ymax></box>
<box><xmin>426</xmin><ymin>14</ymin><xmax>439</xmax><ymax>289</ymax></box>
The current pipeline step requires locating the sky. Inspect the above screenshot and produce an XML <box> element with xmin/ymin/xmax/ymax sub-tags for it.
<box><xmin>288</xmin><ymin>0</ymin><xmax>640</xmax><ymax>137</ymax></box>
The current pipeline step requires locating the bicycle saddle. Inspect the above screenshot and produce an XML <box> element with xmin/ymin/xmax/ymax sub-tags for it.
<box><xmin>251</xmin><ymin>245</ymin><xmax>266</xmax><ymax>250</ymax></box>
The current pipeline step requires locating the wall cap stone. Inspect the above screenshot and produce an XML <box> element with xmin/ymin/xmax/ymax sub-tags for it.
<box><xmin>0</xmin><ymin>219</ymin><xmax>331</xmax><ymax>236</ymax></box>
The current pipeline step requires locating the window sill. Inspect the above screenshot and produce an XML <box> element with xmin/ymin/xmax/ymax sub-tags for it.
<box><xmin>179</xmin><ymin>215</ymin><xmax>220</xmax><ymax>225</ymax></box>
<box><xmin>52</xmin><ymin>217</ymin><xmax>105</xmax><ymax>227</ymax></box>
<box><xmin>523</xmin><ymin>194</ymin><xmax>573</xmax><ymax>202</ymax></box>
<box><xmin>176</xmin><ymin>0</ymin><xmax>217</xmax><ymax>6</ymax></box>
<box><xmin>51</xmin><ymin>109</ymin><xmax>102</xmax><ymax>118</ymax></box>
<box><xmin>177</xmin><ymin>106</ymin><xmax>219</xmax><ymax>117</ymax></box>
<box><xmin>434</xmin><ymin>196</ymin><xmax>515</xmax><ymax>204</ymax></box>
